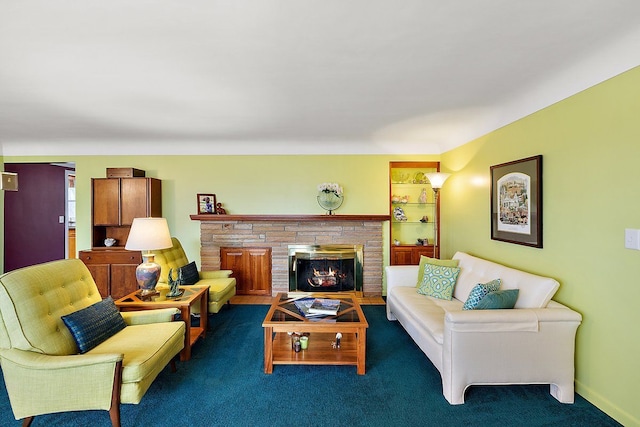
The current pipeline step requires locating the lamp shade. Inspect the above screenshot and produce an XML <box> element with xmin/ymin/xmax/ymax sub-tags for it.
<box><xmin>125</xmin><ymin>217</ymin><xmax>173</xmax><ymax>251</ymax></box>
<box><xmin>425</xmin><ymin>172</ymin><xmax>451</xmax><ymax>190</ymax></box>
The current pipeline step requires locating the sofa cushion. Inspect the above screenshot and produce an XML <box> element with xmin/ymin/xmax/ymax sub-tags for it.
<box><xmin>416</xmin><ymin>256</ymin><xmax>459</xmax><ymax>288</ymax></box>
<box><xmin>179</xmin><ymin>261</ymin><xmax>200</xmax><ymax>285</ymax></box>
<box><xmin>475</xmin><ymin>289</ymin><xmax>519</xmax><ymax>310</ymax></box>
<box><xmin>61</xmin><ymin>297</ymin><xmax>127</xmax><ymax>353</ymax></box>
<box><xmin>417</xmin><ymin>263</ymin><xmax>461</xmax><ymax>300</ymax></box>
<box><xmin>462</xmin><ymin>279</ymin><xmax>501</xmax><ymax>310</ymax></box>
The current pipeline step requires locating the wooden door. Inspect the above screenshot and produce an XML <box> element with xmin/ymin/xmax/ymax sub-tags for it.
<box><xmin>110</xmin><ymin>263</ymin><xmax>139</xmax><ymax>299</ymax></box>
<box><xmin>85</xmin><ymin>264</ymin><xmax>110</xmax><ymax>298</ymax></box>
<box><xmin>246</xmin><ymin>247</ymin><xmax>272</xmax><ymax>296</ymax></box>
<box><xmin>220</xmin><ymin>248</ymin><xmax>247</xmax><ymax>293</ymax></box>
<box><xmin>391</xmin><ymin>246</ymin><xmax>413</xmax><ymax>265</ymax></box>
<box><xmin>412</xmin><ymin>246</ymin><xmax>435</xmax><ymax>264</ymax></box>
<box><xmin>92</xmin><ymin>179</ymin><xmax>120</xmax><ymax>225</ymax></box>
<box><xmin>120</xmin><ymin>178</ymin><xmax>150</xmax><ymax>225</ymax></box>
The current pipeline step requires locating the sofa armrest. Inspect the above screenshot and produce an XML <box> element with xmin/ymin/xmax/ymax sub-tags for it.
<box><xmin>385</xmin><ymin>265</ymin><xmax>418</xmax><ymax>295</ymax></box>
<box><xmin>445</xmin><ymin>304</ymin><xmax>582</xmax><ymax>333</ymax></box>
<box><xmin>200</xmin><ymin>270</ymin><xmax>233</xmax><ymax>279</ymax></box>
<box><xmin>121</xmin><ymin>308</ymin><xmax>179</xmax><ymax>325</ymax></box>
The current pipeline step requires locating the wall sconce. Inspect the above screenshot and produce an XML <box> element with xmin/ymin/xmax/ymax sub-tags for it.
<box><xmin>0</xmin><ymin>172</ymin><xmax>18</xmax><ymax>191</ymax></box>
<box><xmin>425</xmin><ymin>172</ymin><xmax>451</xmax><ymax>259</ymax></box>
<box><xmin>125</xmin><ymin>217</ymin><xmax>173</xmax><ymax>295</ymax></box>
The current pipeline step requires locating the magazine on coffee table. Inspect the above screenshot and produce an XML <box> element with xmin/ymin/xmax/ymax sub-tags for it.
<box><xmin>293</xmin><ymin>298</ymin><xmax>326</xmax><ymax>318</ymax></box>
<box><xmin>308</xmin><ymin>298</ymin><xmax>341</xmax><ymax>315</ymax></box>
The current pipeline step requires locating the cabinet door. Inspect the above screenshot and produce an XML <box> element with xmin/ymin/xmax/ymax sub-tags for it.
<box><xmin>85</xmin><ymin>264</ymin><xmax>110</xmax><ymax>298</ymax></box>
<box><xmin>391</xmin><ymin>246</ymin><xmax>414</xmax><ymax>265</ymax></box>
<box><xmin>412</xmin><ymin>247</ymin><xmax>435</xmax><ymax>264</ymax></box>
<box><xmin>110</xmin><ymin>264</ymin><xmax>139</xmax><ymax>299</ymax></box>
<box><xmin>92</xmin><ymin>179</ymin><xmax>120</xmax><ymax>226</ymax></box>
<box><xmin>246</xmin><ymin>248</ymin><xmax>272</xmax><ymax>296</ymax></box>
<box><xmin>120</xmin><ymin>178</ymin><xmax>151</xmax><ymax>225</ymax></box>
<box><xmin>220</xmin><ymin>248</ymin><xmax>247</xmax><ymax>293</ymax></box>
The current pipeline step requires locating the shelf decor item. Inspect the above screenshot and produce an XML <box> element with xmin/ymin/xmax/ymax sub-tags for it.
<box><xmin>490</xmin><ymin>155</ymin><xmax>542</xmax><ymax>248</ymax></box>
<box><xmin>125</xmin><ymin>217</ymin><xmax>173</xmax><ymax>295</ymax></box>
<box><xmin>317</xmin><ymin>182</ymin><xmax>343</xmax><ymax>215</ymax></box>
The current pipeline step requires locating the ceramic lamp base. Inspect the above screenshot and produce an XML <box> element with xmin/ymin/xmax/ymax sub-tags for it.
<box><xmin>136</xmin><ymin>254</ymin><xmax>161</xmax><ymax>295</ymax></box>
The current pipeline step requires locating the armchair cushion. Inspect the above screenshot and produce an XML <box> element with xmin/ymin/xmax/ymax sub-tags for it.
<box><xmin>61</xmin><ymin>297</ymin><xmax>126</xmax><ymax>353</ymax></box>
<box><xmin>179</xmin><ymin>261</ymin><xmax>200</xmax><ymax>285</ymax></box>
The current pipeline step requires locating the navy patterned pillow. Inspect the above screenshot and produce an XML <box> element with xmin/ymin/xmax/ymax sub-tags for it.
<box><xmin>179</xmin><ymin>261</ymin><xmax>200</xmax><ymax>285</ymax></box>
<box><xmin>61</xmin><ymin>297</ymin><xmax>126</xmax><ymax>353</ymax></box>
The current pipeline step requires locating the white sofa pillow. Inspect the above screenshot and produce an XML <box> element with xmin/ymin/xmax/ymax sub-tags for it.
<box><xmin>452</xmin><ymin>252</ymin><xmax>559</xmax><ymax>309</ymax></box>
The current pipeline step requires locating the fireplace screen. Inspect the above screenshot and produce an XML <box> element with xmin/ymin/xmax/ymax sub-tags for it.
<box><xmin>289</xmin><ymin>245</ymin><xmax>363</xmax><ymax>293</ymax></box>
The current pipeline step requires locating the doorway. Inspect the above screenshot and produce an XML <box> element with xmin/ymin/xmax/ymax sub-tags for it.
<box><xmin>3</xmin><ymin>162</ymin><xmax>76</xmax><ymax>272</ymax></box>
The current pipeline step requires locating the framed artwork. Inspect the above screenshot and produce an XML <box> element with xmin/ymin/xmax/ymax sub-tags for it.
<box><xmin>490</xmin><ymin>155</ymin><xmax>542</xmax><ymax>248</ymax></box>
<box><xmin>197</xmin><ymin>194</ymin><xmax>217</xmax><ymax>214</ymax></box>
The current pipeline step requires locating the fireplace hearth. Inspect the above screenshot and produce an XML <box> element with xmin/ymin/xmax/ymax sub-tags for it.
<box><xmin>288</xmin><ymin>244</ymin><xmax>363</xmax><ymax>294</ymax></box>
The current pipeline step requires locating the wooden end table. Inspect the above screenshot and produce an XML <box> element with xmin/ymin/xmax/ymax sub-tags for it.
<box><xmin>115</xmin><ymin>286</ymin><xmax>209</xmax><ymax>361</ymax></box>
<box><xmin>262</xmin><ymin>293</ymin><xmax>369</xmax><ymax>375</ymax></box>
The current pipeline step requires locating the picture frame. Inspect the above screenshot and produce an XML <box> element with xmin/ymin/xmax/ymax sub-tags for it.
<box><xmin>197</xmin><ymin>194</ymin><xmax>217</xmax><ymax>214</ymax></box>
<box><xmin>490</xmin><ymin>155</ymin><xmax>542</xmax><ymax>248</ymax></box>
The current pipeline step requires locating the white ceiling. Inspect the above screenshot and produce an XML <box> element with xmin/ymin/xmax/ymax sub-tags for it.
<box><xmin>1</xmin><ymin>1</ymin><xmax>639</xmax><ymax>156</ymax></box>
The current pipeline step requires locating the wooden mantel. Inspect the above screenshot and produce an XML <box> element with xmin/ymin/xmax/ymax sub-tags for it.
<box><xmin>190</xmin><ymin>214</ymin><xmax>390</xmax><ymax>222</ymax></box>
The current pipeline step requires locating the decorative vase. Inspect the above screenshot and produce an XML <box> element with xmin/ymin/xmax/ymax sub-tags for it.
<box><xmin>317</xmin><ymin>191</ymin><xmax>343</xmax><ymax>215</ymax></box>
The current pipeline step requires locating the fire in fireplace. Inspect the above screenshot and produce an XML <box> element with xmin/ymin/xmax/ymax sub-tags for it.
<box><xmin>288</xmin><ymin>244</ymin><xmax>363</xmax><ymax>293</ymax></box>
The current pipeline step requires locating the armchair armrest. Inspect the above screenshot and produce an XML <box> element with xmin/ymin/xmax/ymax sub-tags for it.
<box><xmin>200</xmin><ymin>270</ymin><xmax>233</xmax><ymax>279</ymax></box>
<box><xmin>121</xmin><ymin>308</ymin><xmax>179</xmax><ymax>325</ymax></box>
<box><xmin>0</xmin><ymin>348</ymin><xmax>122</xmax><ymax>418</ymax></box>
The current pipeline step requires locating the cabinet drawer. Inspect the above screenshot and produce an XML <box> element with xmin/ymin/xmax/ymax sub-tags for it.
<box><xmin>79</xmin><ymin>250</ymin><xmax>141</xmax><ymax>264</ymax></box>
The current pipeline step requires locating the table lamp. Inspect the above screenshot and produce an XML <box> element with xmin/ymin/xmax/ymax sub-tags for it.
<box><xmin>125</xmin><ymin>217</ymin><xmax>173</xmax><ymax>295</ymax></box>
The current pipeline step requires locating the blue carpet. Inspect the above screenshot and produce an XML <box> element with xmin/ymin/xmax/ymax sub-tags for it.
<box><xmin>0</xmin><ymin>305</ymin><xmax>620</xmax><ymax>426</ymax></box>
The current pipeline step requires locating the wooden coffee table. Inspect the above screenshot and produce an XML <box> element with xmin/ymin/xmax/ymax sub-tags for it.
<box><xmin>115</xmin><ymin>286</ymin><xmax>209</xmax><ymax>361</ymax></box>
<box><xmin>262</xmin><ymin>293</ymin><xmax>369</xmax><ymax>375</ymax></box>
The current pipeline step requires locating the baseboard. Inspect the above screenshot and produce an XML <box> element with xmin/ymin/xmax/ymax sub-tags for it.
<box><xmin>575</xmin><ymin>380</ymin><xmax>637</xmax><ymax>426</ymax></box>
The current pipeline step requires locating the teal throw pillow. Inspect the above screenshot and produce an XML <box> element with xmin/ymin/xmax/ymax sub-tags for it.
<box><xmin>415</xmin><ymin>256</ymin><xmax>460</xmax><ymax>288</ymax></box>
<box><xmin>416</xmin><ymin>263</ymin><xmax>461</xmax><ymax>300</ymax></box>
<box><xmin>179</xmin><ymin>261</ymin><xmax>200</xmax><ymax>285</ymax></box>
<box><xmin>61</xmin><ymin>297</ymin><xmax>126</xmax><ymax>353</ymax></box>
<box><xmin>475</xmin><ymin>289</ymin><xmax>519</xmax><ymax>310</ymax></box>
<box><xmin>462</xmin><ymin>279</ymin><xmax>502</xmax><ymax>310</ymax></box>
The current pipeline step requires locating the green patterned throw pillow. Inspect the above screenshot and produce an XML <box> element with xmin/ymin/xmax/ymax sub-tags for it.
<box><xmin>462</xmin><ymin>279</ymin><xmax>502</xmax><ymax>310</ymax></box>
<box><xmin>416</xmin><ymin>263</ymin><xmax>461</xmax><ymax>300</ymax></box>
<box><xmin>415</xmin><ymin>256</ymin><xmax>460</xmax><ymax>288</ymax></box>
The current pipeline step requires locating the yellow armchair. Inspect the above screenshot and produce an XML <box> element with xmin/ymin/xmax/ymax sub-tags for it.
<box><xmin>0</xmin><ymin>259</ymin><xmax>185</xmax><ymax>427</ymax></box>
<box><xmin>154</xmin><ymin>237</ymin><xmax>236</xmax><ymax>314</ymax></box>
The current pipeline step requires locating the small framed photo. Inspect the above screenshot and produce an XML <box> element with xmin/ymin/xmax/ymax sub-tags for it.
<box><xmin>490</xmin><ymin>155</ymin><xmax>542</xmax><ymax>248</ymax></box>
<box><xmin>197</xmin><ymin>194</ymin><xmax>217</xmax><ymax>214</ymax></box>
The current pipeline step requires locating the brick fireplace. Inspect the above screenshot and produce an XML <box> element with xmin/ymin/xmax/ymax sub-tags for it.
<box><xmin>190</xmin><ymin>214</ymin><xmax>389</xmax><ymax>296</ymax></box>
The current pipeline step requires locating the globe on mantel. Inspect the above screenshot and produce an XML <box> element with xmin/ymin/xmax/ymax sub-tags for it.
<box><xmin>317</xmin><ymin>191</ymin><xmax>343</xmax><ymax>215</ymax></box>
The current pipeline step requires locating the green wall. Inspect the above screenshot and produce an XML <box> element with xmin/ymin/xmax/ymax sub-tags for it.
<box><xmin>3</xmin><ymin>154</ymin><xmax>438</xmax><ymax>273</ymax></box>
<box><xmin>440</xmin><ymin>66</ymin><xmax>640</xmax><ymax>426</ymax></box>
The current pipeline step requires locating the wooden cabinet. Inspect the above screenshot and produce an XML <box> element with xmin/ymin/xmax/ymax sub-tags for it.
<box><xmin>81</xmin><ymin>173</ymin><xmax>162</xmax><ymax>298</ymax></box>
<box><xmin>390</xmin><ymin>245</ymin><xmax>435</xmax><ymax>266</ymax></box>
<box><xmin>390</xmin><ymin>161</ymin><xmax>441</xmax><ymax>265</ymax></box>
<box><xmin>91</xmin><ymin>177</ymin><xmax>162</xmax><ymax>248</ymax></box>
<box><xmin>79</xmin><ymin>250</ymin><xmax>142</xmax><ymax>299</ymax></box>
<box><xmin>221</xmin><ymin>247</ymin><xmax>272</xmax><ymax>295</ymax></box>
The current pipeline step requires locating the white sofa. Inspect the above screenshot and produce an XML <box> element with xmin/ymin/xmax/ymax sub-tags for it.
<box><xmin>386</xmin><ymin>252</ymin><xmax>582</xmax><ymax>405</ymax></box>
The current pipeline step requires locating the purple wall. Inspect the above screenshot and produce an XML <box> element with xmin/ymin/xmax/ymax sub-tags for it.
<box><xmin>3</xmin><ymin>163</ymin><xmax>68</xmax><ymax>272</ymax></box>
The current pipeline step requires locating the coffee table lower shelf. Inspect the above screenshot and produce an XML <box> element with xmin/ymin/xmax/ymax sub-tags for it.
<box><xmin>267</xmin><ymin>331</ymin><xmax>361</xmax><ymax>371</ymax></box>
